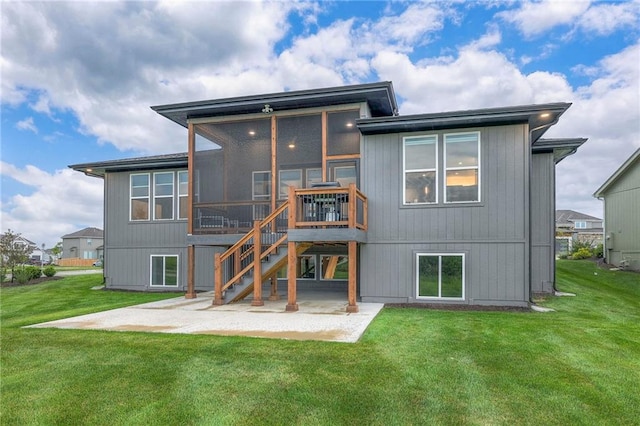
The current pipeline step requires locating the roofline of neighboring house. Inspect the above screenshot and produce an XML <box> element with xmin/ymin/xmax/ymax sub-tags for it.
<box><xmin>593</xmin><ymin>147</ymin><xmax>640</xmax><ymax>198</ymax></box>
<box><xmin>533</xmin><ymin>138</ymin><xmax>588</xmax><ymax>164</ymax></box>
<box><xmin>69</xmin><ymin>153</ymin><xmax>188</xmax><ymax>178</ymax></box>
<box><xmin>356</xmin><ymin>102</ymin><xmax>572</xmax><ymax>143</ymax></box>
<box><xmin>151</xmin><ymin>81</ymin><xmax>399</xmax><ymax>128</ymax></box>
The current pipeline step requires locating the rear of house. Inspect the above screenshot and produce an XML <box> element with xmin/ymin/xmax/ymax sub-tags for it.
<box><xmin>71</xmin><ymin>81</ymin><xmax>585</xmax><ymax>309</ymax></box>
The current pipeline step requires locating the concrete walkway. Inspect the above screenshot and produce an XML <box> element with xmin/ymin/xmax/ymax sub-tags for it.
<box><xmin>27</xmin><ymin>291</ymin><xmax>384</xmax><ymax>343</ymax></box>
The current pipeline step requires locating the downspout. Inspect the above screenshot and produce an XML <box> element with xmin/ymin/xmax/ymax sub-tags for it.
<box><xmin>528</xmin><ymin>119</ymin><xmax>561</xmax><ymax>304</ymax></box>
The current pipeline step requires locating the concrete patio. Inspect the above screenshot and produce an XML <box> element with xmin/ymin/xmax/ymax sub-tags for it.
<box><xmin>27</xmin><ymin>290</ymin><xmax>384</xmax><ymax>343</ymax></box>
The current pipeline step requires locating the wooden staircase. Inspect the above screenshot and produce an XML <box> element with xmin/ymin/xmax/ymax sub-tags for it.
<box><xmin>213</xmin><ymin>203</ymin><xmax>310</xmax><ymax>305</ymax></box>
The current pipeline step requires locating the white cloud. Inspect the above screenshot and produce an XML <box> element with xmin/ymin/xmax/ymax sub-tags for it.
<box><xmin>498</xmin><ymin>0</ymin><xmax>592</xmax><ymax>37</ymax></box>
<box><xmin>15</xmin><ymin>117</ymin><xmax>38</xmax><ymax>133</ymax></box>
<box><xmin>499</xmin><ymin>0</ymin><xmax>640</xmax><ymax>39</ymax></box>
<box><xmin>0</xmin><ymin>162</ymin><xmax>104</xmax><ymax>247</ymax></box>
<box><xmin>577</xmin><ymin>1</ymin><xmax>640</xmax><ymax>35</ymax></box>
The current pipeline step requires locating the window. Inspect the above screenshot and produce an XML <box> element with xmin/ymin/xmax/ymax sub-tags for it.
<box><xmin>178</xmin><ymin>171</ymin><xmax>188</xmax><ymax>220</ymax></box>
<box><xmin>321</xmin><ymin>255</ymin><xmax>348</xmax><ymax>280</ymax></box>
<box><xmin>416</xmin><ymin>254</ymin><xmax>464</xmax><ymax>299</ymax></box>
<box><xmin>444</xmin><ymin>132</ymin><xmax>480</xmax><ymax>203</ymax></box>
<box><xmin>153</xmin><ymin>172</ymin><xmax>174</xmax><ymax>220</ymax></box>
<box><xmin>253</xmin><ymin>171</ymin><xmax>271</xmax><ymax>220</ymax></box>
<box><xmin>306</xmin><ymin>168</ymin><xmax>323</xmax><ymax>187</ymax></box>
<box><xmin>279</xmin><ymin>169</ymin><xmax>302</xmax><ymax>199</ymax></box>
<box><xmin>404</xmin><ymin>136</ymin><xmax>437</xmax><ymax>204</ymax></box>
<box><xmin>297</xmin><ymin>255</ymin><xmax>316</xmax><ymax>279</ymax></box>
<box><xmin>151</xmin><ymin>255</ymin><xmax>178</xmax><ymax>287</ymax></box>
<box><xmin>130</xmin><ymin>174</ymin><xmax>150</xmax><ymax>220</ymax></box>
<box><xmin>574</xmin><ymin>221</ymin><xmax>586</xmax><ymax>229</ymax></box>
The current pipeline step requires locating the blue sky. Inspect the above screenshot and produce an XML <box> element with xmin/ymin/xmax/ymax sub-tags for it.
<box><xmin>1</xmin><ymin>0</ymin><xmax>639</xmax><ymax>247</ymax></box>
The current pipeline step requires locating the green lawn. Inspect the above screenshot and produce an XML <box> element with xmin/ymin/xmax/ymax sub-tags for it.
<box><xmin>1</xmin><ymin>261</ymin><xmax>639</xmax><ymax>425</ymax></box>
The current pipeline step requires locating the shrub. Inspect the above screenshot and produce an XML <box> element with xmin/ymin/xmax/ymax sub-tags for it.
<box><xmin>43</xmin><ymin>266</ymin><xmax>57</xmax><ymax>277</ymax></box>
<box><xmin>572</xmin><ymin>248</ymin><xmax>593</xmax><ymax>260</ymax></box>
<box><xmin>594</xmin><ymin>243</ymin><xmax>604</xmax><ymax>258</ymax></box>
<box><xmin>13</xmin><ymin>267</ymin><xmax>31</xmax><ymax>284</ymax></box>
<box><xmin>25</xmin><ymin>266</ymin><xmax>42</xmax><ymax>280</ymax></box>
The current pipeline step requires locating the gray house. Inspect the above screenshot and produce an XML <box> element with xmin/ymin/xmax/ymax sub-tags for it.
<box><xmin>594</xmin><ymin>148</ymin><xmax>640</xmax><ymax>271</ymax></box>
<box><xmin>71</xmin><ymin>82</ymin><xmax>585</xmax><ymax>310</ymax></box>
<box><xmin>61</xmin><ymin>227</ymin><xmax>104</xmax><ymax>264</ymax></box>
<box><xmin>555</xmin><ymin>209</ymin><xmax>603</xmax><ymax>253</ymax></box>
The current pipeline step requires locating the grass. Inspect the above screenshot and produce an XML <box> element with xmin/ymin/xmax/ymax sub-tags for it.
<box><xmin>1</xmin><ymin>261</ymin><xmax>639</xmax><ymax>425</ymax></box>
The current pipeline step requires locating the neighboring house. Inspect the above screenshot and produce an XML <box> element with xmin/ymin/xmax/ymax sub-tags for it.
<box><xmin>70</xmin><ymin>82</ymin><xmax>586</xmax><ymax>309</ymax></box>
<box><xmin>61</xmin><ymin>227</ymin><xmax>104</xmax><ymax>263</ymax></box>
<box><xmin>555</xmin><ymin>209</ymin><xmax>603</xmax><ymax>253</ymax></box>
<box><xmin>594</xmin><ymin>148</ymin><xmax>640</xmax><ymax>271</ymax></box>
<box><xmin>0</xmin><ymin>233</ymin><xmax>37</xmax><ymax>261</ymax></box>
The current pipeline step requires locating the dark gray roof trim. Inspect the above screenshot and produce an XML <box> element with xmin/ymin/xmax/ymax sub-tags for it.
<box><xmin>533</xmin><ymin>138</ymin><xmax>587</xmax><ymax>163</ymax></box>
<box><xmin>151</xmin><ymin>82</ymin><xmax>398</xmax><ymax>128</ymax></box>
<box><xmin>356</xmin><ymin>102</ymin><xmax>571</xmax><ymax>143</ymax></box>
<box><xmin>69</xmin><ymin>153</ymin><xmax>187</xmax><ymax>178</ymax></box>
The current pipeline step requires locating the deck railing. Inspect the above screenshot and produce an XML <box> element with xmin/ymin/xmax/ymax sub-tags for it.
<box><xmin>194</xmin><ymin>183</ymin><xmax>367</xmax><ymax>234</ymax></box>
<box><xmin>289</xmin><ymin>183</ymin><xmax>367</xmax><ymax>231</ymax></box>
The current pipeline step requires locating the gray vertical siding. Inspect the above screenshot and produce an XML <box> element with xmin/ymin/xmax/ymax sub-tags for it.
<box><xmin>602</xmin><ymin>160</ymin><xmax>640</xmax><ymax>270</ymax></box>
<box><xmin>530</xmin><ymin>153</ymin><xmax>556</xmax><ymax>293</ymax></box>
<box><xmin>360</xmin><ymin>124</ymin><xmax>531</xmax><ymax>306</ymax></box>
<box><xmin>103</xmin><ymin>171</ymin><xmax>188</xmax><ymax>291</ymax></box>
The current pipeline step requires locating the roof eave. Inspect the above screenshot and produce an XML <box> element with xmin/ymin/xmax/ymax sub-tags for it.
<box><xmin>151</xmin><ymin>82</ymin><xmax>398</xmax><ymax>128</ymax></box>
<box><xmin>356</xmin><ymin>102</ymin><xmax>571</xmax><ymax>138</ymax></box>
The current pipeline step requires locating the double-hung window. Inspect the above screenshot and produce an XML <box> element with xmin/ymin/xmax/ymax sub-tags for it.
<box><xmin>178</xmin><ymin>171</ymin><xmax>188</xmax><ymax>220</ymax></box>
<box><xmin>416</xmin><ymin>253</ymin><xmax>464</xmax><ymax>299</ymax></box>
<box><xmin>150</xmin><ymin>255</ymin><xmax>178</xmax><ymax>287</ymax></box>
<box><xmin>153</xmin><ymin>172</ymin><xmax>174</xmax><ymax>220</ymax></box>
<box><xmin>404</xmin><ymin>135</ymin><xmax>437</xmax><ymax>204</ymax></box>
<box><xmin>444</xmin><ymin>132</ymin><xmax>480</xmax><ymax>203</ymax></box>
<box><xmin>130</xmin><ymin>174</ymin><xmax>150</xmax><ymax>220</ymax></box>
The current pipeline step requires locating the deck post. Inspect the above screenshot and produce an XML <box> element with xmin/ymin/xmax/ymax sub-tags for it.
<box><xmin>213</xmin><ymin>252</ymin><xmax>224</xmax><ymax>305</ymax></box>
<box><xmin>252</xmin><ymin>221</ymin><xmax>264</xmax><ymax>306</ymax></box>
<box><xmin>185</xmin><ymin>245</ymin><xmax>196</xmax><ymax>299</ymax></box>
<box><xmin>348</xmin><ymin>183</ymin><xmax>356</xmax><ymax>229</ymax></box>
<box><xmin>268</xmin><ymin>275</ymin><xmax>280</xmax><ymax>300</ymax></box>
<box><xmin>347</xmin><ymin>240</ymin><xmax>359</xmax><ymax>313</ymax></box>
<box><xmin>286</xmin><ymin>241</ymin><xmax>298</xmax><ymax>311</ymax></box>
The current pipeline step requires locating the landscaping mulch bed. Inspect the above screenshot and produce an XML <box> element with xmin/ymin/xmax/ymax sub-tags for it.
<box><xmin>1</xmin><ymin>276</ymin><xmax>63</xmax><ymax>288</ymax></box>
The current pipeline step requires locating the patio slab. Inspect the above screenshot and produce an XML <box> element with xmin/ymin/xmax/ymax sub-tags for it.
<box><xmin>26</xmin><ymin>291</ymin><xmax>384</xmax><ymax>343</ymax></box>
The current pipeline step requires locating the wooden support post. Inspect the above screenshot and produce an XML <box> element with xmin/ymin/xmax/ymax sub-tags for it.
<box><xmin>252</xmin><ymin>221</ymin><xmax>264</xmax><ymax>306</ymax></box>
<box><xmin>185</xmin><ymin>245</ymin><xmax>196</xmax><ymax>299</ymax></box>
<box><xmin>348</xmin><ymin>183</ymin><xmax>357</xmax><ymax>229</ymax></box>
<box><xmin>268</xmin><ymin>275</ymin><xmax>280</xmax><ymax>301</ymax></box>
<box><xmin>286</xmin><ymin>241</ymin><xmax>298</xmax><ymax>311</ymax></box>
<box><xmin>213</xmin><ymin>252</ymin><xmax>224</xmax><ymax>305</ymax></box>
<box><xmin>347</xmin><ymin>240</ymin><xmax>359</xmax><ymax>313</ymax></box>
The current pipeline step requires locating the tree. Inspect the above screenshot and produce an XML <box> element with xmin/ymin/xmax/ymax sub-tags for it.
<box><xmin>0</xmin><ymin>229</ymin><xmax>33</xmax><ymax>282</ymax></box>
<box><xmin>51</xmin><ymin>241</ymin><xmax>63</xmax><ymax>258</ymax></box>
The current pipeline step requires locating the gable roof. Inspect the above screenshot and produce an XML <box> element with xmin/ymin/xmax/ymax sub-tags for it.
<box><xmin>556</xmin><ymin>210</ymin><xmax>602</xmax><ymax>223</ymax></box>
<box><xmin>62</xmin><ymin>227</ymin><xmax>104</xmax><ymax>239</ymax></box>
<box><xmin>356</xmin><ymin>102</ymin><xmax>572</xmax><ymax>143</ymax></box>
<box><xmin>593</xmin><ymin>148</ymin><xmax>640</xmax><ymax>198</ymax></box>
<box><xmin>151</xmin><ymin>82</ymin><xmax>398</xmax><ymax>128</ymax></box>
<box><xmin>69</xmin><ymin>153</ymin><xmax>188</xmax><ymax>178</ymax></box>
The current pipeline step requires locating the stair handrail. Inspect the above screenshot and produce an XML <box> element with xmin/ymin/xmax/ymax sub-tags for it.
<box><xmin>214</xmin><ymin>202</ymin><xmax>288</xmax><ymax>305</ymax></box>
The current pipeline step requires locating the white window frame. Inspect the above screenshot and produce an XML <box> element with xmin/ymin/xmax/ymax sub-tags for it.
<box><xmin>403</xmin><ymin>135</ymin><xmax>438</xmax><ymax>205</ymax></box>
<box><xmin>130</xmin><ymin>173</ymin><xmax>150</xmax><ymax>221</ymax></box>
<box><xmin>150</xmin><ymin>254</ymin><xmax>179</xmax><ymax>287</ymax></box>
<box><xmin>153</xmin><ymin>172</ymin><xmax>175</xmax><ymax>221</ymax></box>
<box><xmin>178</xmin><ymin>170</ymin><xmax>188</xmax><ymax>220</ymax></box>
<box><xmin>320</xmin><ymin>255</ymin><xmax>348</xmax><ymax>281</ymax></box>
<box><xmin>415</xmin><ymin>253</ymin><xmax>465</xmax><ymax>300</ymax></box>
<box><xmin>279</xmin><ymin>169</ymin><xmax>302</xmax><ymax>199</ymax></box>
<box><xmin>444</xmin><ymin>131</ymin><xmax>480</xmax><ymax>204</ymax></box>
<box><xmin>574</xmin><ymin>221</ymin><xmax>587</xmax><ymax>229</ymax></box>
